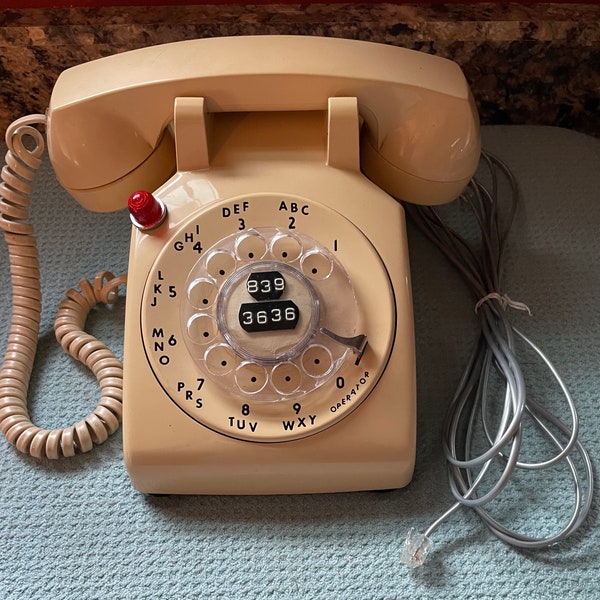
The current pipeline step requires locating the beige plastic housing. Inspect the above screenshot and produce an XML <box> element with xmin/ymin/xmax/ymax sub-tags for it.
<box><xmin>123</xmin><ymin>102</ymin><xmax>418</xmax><ymax>494</ymax></box>
<box><xmin>46</xmin><ymin>36</ymin><xmax>480</xmax><ymax>211</ymax></box>
<box><xmin>43</xmin><ymin>36</ymin><xmax>482</xmax><ymax>494</ymax></box>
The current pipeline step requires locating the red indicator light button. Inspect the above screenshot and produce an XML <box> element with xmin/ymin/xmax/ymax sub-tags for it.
<box><xmin>128</xmin><ymin>190</ymin><xmax>167</xmax><ymax>230</ymax></box>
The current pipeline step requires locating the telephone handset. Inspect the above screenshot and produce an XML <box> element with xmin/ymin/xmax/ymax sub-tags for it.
<box><xmin>47</xmin><ymin>35</ymin><xmax>479</xmax><ymax>211</ymax></box>
<box><xmin>0</xmin><ymin>36</ymin><xmax>480</xmax><ymax>494</ymax></box>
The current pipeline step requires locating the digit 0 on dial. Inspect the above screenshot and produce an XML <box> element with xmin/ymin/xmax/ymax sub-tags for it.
<box><xmin>140</xmin><ymin>194</ymin><xmax>396</xmax><ymax>442</ymax></box>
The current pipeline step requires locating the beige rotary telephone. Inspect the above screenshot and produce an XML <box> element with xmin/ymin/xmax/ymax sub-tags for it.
<box><xmin>0</xmin><ymin>36</ymin><xmax>480</xmax><ymax>494</ymax></box>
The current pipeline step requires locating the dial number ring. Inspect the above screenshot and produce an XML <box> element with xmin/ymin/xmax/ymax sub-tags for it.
<box><xmin>140</xmin><ymin>194</ymin><xmax>395</xmax><ymax>442</ymax></box>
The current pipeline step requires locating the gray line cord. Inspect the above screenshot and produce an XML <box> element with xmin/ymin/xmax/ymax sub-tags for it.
<box><xmin>400</xmin><ymin>151</ymin><xmax>594</xmax><ymax>568</ymax></box>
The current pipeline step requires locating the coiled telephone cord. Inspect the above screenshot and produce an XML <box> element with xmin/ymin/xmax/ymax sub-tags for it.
<box><xmin>0</xmin><ymin>115</ymin><xmax>126</xmax><ymax>459</ymax></box>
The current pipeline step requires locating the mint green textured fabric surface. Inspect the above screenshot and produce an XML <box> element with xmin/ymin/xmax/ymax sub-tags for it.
<box><xmin>0</xmin><ymin>126</ymin><xmax>598</xmax><ymax>599</ymax></box>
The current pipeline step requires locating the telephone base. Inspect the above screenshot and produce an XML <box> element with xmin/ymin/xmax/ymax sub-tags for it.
<box><xmin>122</xmin><ymin>109</ymin><xmax>416</xmax><ymax>495</ymax></box>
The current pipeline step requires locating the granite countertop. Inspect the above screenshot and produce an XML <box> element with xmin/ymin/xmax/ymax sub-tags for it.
<box><xmin>1</xmin><ymin>3</ymin><xmax>599</xmax><ymax>137</ymax></box>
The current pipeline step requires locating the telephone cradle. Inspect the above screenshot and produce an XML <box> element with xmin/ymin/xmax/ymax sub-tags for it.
<box><xmin>0</xmin><ymin>36</ymin><xmax>480</xmax><ymax>495</ymax></box>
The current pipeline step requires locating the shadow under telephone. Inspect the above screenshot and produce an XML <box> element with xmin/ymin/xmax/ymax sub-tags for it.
<box><xmin>0</xmin><ymin>36</ymin><xmax>480</xmax><ymax>495</ymax></box>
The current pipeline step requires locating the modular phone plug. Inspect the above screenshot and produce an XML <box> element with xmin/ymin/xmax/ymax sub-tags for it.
<box><xmin>0</xmin><ymin>36</ymin><xmax>480</xmax><ymax>494</ymax></box>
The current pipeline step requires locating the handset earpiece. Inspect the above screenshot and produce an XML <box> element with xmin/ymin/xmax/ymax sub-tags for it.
<box><xmin>47</xmin><ymin>112</ymin><xmax>176</xmax><ymax>213</ymax></box>
<box><xmin>359</xmin><ymin>89</ymin><xmax>480</xmax><ymax>205</ymax></box>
